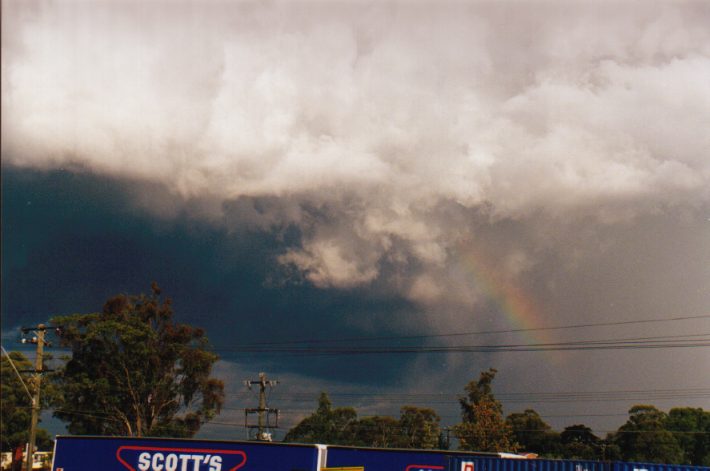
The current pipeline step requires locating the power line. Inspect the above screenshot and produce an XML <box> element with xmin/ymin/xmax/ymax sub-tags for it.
<box><xmin>213</xmin><ymin>389</ymin><xmax>710</xmax><ymax>413</ymax></box>
<box><xmin>209</xmin><ymin>332</ymin><xmax>710</xmax><ymax>356</ymax></box>
<box><xmin>225</xmin><ymin>314</ymin><xmax>710</xmax><ymax>348</ymax></box>
<box><xmin>9</xmin><ymin>401</ymin><xmax>704</xmax><ymax>434</ymax></box>
<box><xmin>198</xmin><ymin>419</ymin><xmax>710</xmax><ymax>436</ymax></box>
<box><xmin>223</xmin><ymin>386</ymin><xmax>710</xmax><ymax>401</ymax></box>
<box><xmin>28</xmin><ymin>405</ymin><xmax>710</xmax><ymax>439</ymax></box>
<box><xmin>1</xmin><ymin>346</ymin><xmax>33</xmax><ymax>401</ymax></box>
<box><xmin>212</xmin><ymin>406</ymin><xmax>633</xmax><ymax>421</ymax></box>
<box><xmin>13</xmin><ymin>315</ymin><xmax>710</xmax><ymax>357</ymax></box>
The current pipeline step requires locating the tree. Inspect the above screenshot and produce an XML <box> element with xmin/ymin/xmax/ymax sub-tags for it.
<box><xmin>665</xmin><ymin>407</ymin><xmax>710</xmax><ymax>465</ymax></box>
<box><xmin>284</xmin><ymin>392</ymin><xmax>358</xmax><ymax>444</ymax></box>
<box><xmin>614</xmin><ymin>405</ymin><xmax>684</xmax><ymax>464</ymax></box>
<box><xmin>560</xmin><ymin>424</ymin><xmax>601</xmax><ymax>460</ymax></box>
<box><xmin>51</xmin><ymin>283</ymin><xmax>224</xmax><ymax>438</ymax></box>
<box><xmin>353</xmin><ymin>416</ymin><xmax>401</xmax><ymax>448</ymax></box>
<box><xmin>455</xmin><ymin>368</ymin><xmax>516</xmax><ymax>452</ymax></box>
<box><xmin>506</xmin><ymin>409</ymin><xmax>559</xmax><ymax>455</ymax></box>
<box><xmin>1</xmin><ymin>351</ymin><xmax>54</xmax><ymax>470</ymax></box>
<box><xmin>398</xmin><ymin>406</ymin><xmax>441</xmax><ymax>449</ymax></box>
<box><xmin>285</xmin><ymin>395</ymin><xmax>443</xmax><ymax>449</ymax></box>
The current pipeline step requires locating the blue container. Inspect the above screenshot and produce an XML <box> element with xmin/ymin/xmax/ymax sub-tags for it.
<box><xmin>612</xmin><ymin>462</ymin><xmax>710</xmax><ymax>471</ymax></box>
<box><xmin>324</xmin><ymin>445</ymin><xmax>451</xmax><ymax>470</ymax></box>
<box><xmin>448</xmin><ymin>458</ymin><xmax>710</xmax><ymax>471</ymax></box>
<box><xmin>50</xmin><ymin>436</ymin><xmax>710</xmax><ymax>471</ymax></box>
<box><xmin>51</xmin><ymin>435</ymin><xmax>323</xmax><ymax>471</ymax></box>
<box><xmin>448</xmin><ymin>457</ymin><xmax>612</xmax><ymax>471</ymax></box>
<box><xmin>323</xmin><ymin>445</ymin><xmax>507</xmax><ymax>471</ymax></box>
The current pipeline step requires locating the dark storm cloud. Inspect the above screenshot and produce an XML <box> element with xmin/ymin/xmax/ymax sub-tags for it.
<box><xmin>2</xmin><ymin>166</ymin><xmax>709</xmax><ymax>435</ymax></box>
<box><xmin>1</xmin><ymin>166</ymin><xmax>429</xmax><ymax>384</ymax></box>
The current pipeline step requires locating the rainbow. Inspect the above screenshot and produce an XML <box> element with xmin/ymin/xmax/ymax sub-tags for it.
<box><xmin>453</xmin><ymin>239</ymin><xmax>553</xmax><ymax>349</ymax></box>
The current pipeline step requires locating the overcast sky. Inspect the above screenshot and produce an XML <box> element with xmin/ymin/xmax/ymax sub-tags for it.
<box><xmin>2</xmin><ymin>0</ymin><xmax>709</xmax><ymax>440</ymax></box>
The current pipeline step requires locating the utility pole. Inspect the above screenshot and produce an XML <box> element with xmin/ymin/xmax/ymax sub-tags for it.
<box><xmin>244</xmin><ymin>372</ymin><xmax>279</xmax><ymax>441</ymax></box>
<box><xmin>20</xmin><ymin>324</ymin><xmax>50</xmax><ymax>471</ymax></box>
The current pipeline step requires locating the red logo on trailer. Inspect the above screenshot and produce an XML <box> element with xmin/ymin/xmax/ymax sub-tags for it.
<box><xmin>116</xmin><ymin>446</ymin><xmax>247</xmax><ymax>471</ymax></box>
<box><xmin>460</xmin><ymin>462</ymin><xmax>474</xmax><ymax>471</ymax></box>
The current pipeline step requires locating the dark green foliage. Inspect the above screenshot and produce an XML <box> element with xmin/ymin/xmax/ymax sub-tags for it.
<box><xmin>665</xmin><ymin>407</ymin><xmax>710</xmax><ymax>465</ymax></box>
<box><xmin>352</xmin><ymin>407</ymin><xmax>442</xmax><ymax>449</ymax></box>
<box><xmin>0</xmin><ymin>351</ymin><xmax>54</xmax><ymax>452</ymax></box>
<box><xmin>505</xmin><ymin>405</ymin><xmax>709</xmax><ymax>464</ymax></box>
<box><xmin>613</xmin><ymin>405</ymin><xmax>684</xmax><ymax>464</ymax></box>
<box><xmin>285</xmin><ymin>375</ymin><xmax>706</xmax><ymax>464</ymax></box>
<box><xmin>352</xmin><ymin>416</ymin><xmax>402</xmax><ymax>448</ymax></box>
<box><xmin>398</xmin><ymin>406</ymin><xmax>441</xmax><ymax>449</ymax></box>
<box><xmin>460</xmin><ymin>368</ymin><xmax>502</xmax><ymax>419</ymax></box>
<box><xmin>506</xmin><ymin>409</ymin><xmax>559</xmax><ymax>456</ymax></box>
<box><xmin>51</xmin><ymin>283</ymin><xmax>224</xmax><ymax>438</ymax></box>
<box><xmin>285</xmin><ymin>394</ymin><xmax>442</xmax><ymax>449</ymax></box>
<box><xmin>284</xmin><ymin>392</ymin><xmax>358</xmax><ymax>445</ymax></box>
<box><xmin>455</xmin><ymin>368</ymin><xmax>516</xmax><ymax>452</ymax></box>
<box><xmin>560</xmin><ymin>424</ymin><xmax>602</xmax><ymax>460</ymax></box>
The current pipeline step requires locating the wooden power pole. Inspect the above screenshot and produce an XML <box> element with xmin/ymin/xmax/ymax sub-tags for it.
<box><xmin>244</xmin><ymin>372</ymin><xmax>279</xmax><ymax>441</ymax></box>
<box><xmin>21</xmin><ymin>324</ymin><xmax>48</xmax><ymax>471</ymax></box>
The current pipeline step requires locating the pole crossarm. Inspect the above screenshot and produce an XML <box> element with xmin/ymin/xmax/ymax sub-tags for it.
<box><xmin>244</xmin><ymin>372</ymin><xmax>279</xmax><ymax>441</ymax></box>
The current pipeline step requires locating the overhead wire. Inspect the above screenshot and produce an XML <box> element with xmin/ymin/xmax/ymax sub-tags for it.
<box><xmin>9</xmin><ymin>315</ymin><xmax>709</xmax><ymax>357</ymax></box>
<box><xmin>7</xmin><ymin>315</ymin><xmax>708</xmax><ymax>440</ymax></box>
<box><xmin>223</xmin><ymin>314</ymin><xmax>710</xmax><ymax>347</ymax></box>
<box><xmin>44</xmin><ymin>407</ymin><xmax>710</xmax><ymax>436</ymax></box>
<box><xmin>209</xmin><ymin>331</ymin><xmax>710</xmax><ymax>356</ymax></box>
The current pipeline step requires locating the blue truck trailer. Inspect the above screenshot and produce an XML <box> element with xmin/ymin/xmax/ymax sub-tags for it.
<box><xmin>448</xmin><ymin>457</ymin><xmax>708</xmax><ymax>471</ymax></box>
<box><xmin>50</xmin><ymin>436</ymin><xmax>710</xmax><ymax>471</ymax></box>
<box><xmin>50</xmin><ymin>436</ymin><xmax>324</xmax><ymax>471</ymax></box>
<box><xmin>323</xmin><ymin>444</ymin><xmax>502</xmax><ymax>471</ymax></box>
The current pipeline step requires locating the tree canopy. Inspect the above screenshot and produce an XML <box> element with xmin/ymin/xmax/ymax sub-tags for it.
<box><xmin>398</xmin><ymin>406</ymin><xmax>441</xmax><ymax>449</ymax></box>
<box><xmin>284</xmin><ymin>392</ymin><xmax>358</xmax><ymax>445</ymax></box>
<box><xmin>613</xmin><ymin>405</ymin><xmax>684</xmax><ymax>464</ymax></box>
<box><xmin>666</xmin><ymin>407</ymin><xmax>710</xmax><ymax>466</ymax></box>
<box><xmin>352</xmin><ymin>416</ymin><xmax>402</xmax><ymax>448</ymax></box>
<box><xmin>1</xmin><ymin>351</ymin><xmax>54</xmax><ymax>452</ymax></box>
<box><xmin>455</xmin><ymin>368</ymin><xmax>516</xmax><ymax>452</ymax></box>
<box><xmin>51</xmin><ymin>283</ymin><xmax>224</xmax><ymax>437</ymax></box>
<box><xmin>560</xmin><ymin>424</ymin><xmax>602</xmax><ymax>460</ymax></box>
<box><xmin>284</xmin><ymin>393</ymin><xmax>442</xmax><ymax>449</ymax></box>
<box><xmin>506</xmin><ymin>409</ymin><xmax>558</xmax><ymax>455</ymax></box>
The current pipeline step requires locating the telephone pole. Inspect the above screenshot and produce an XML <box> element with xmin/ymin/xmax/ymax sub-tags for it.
<box><xmin>244</xmin><ymin>372</ymin><xmax>279</xmax><ymax>441</ymax></box>
<box><xmin>20</xmin><ymin>324</ymin><xmax>50</xmax><ymax>471</ymax></box>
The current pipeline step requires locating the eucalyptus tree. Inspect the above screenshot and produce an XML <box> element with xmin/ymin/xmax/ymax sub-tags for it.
<box><xmin>52</xmin><ymin>283</ymin><xmax>224</xmax><ymax>438</ymax></box>
<box><xmin>455</xmin><ymin>368</ymin><xmax>517</xmax><ymax>452</ymax></box>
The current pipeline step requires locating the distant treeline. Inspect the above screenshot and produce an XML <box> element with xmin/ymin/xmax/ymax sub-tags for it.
<box><xmin>3</xmin><ymin>287</ymin><xmax>707</xmax><ymax>468</ymax></box>
<box><xmin>285</xmin><ymin>369</ymin><xmax>710</xmax><ymax>466</ymax></box>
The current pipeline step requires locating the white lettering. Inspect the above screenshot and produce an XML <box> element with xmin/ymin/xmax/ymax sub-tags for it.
<box><xmin>137</xmin><ymin>452</ymin><xmax>151</xmax><ymax>471</ymax></box>
<box><xmin>164</xmin><ymin>454</ymin><xmax>179</xmax><ymax>471</ymax></box>
<box><xmin>190</xmin><ymin>455</ymin><xmax>203</xmax><ymax>471</ymax></box>
<box><xmin>179</xmin><ymin>454</ymin><xmax>192</xmax><ymax>471</ymax></box>
<box><xmin>130</xmin><ymin>451</ymin><xmax>230</xmax><ymax>471</ymax></box>
<box><xmin>209</xmin><ymin>456</ymin><xmax>222</xmax><ymax>471</ymax></box>
<box><xmin>151</xmin><ymin>453</ymin><xmax>165</xmax><ymax>471</ymax></box>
